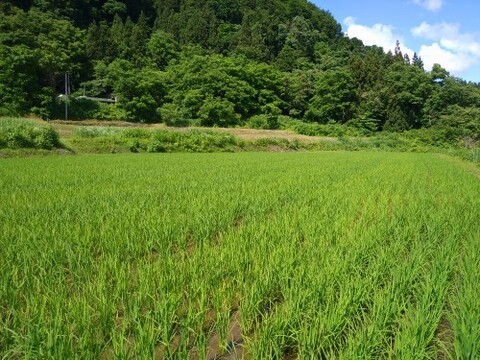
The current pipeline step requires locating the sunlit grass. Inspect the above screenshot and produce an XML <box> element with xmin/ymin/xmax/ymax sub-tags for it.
<box><xmin>0</xmin><ymin>152</ymin><xmax>478</xmax><ymax>358</ymax></box>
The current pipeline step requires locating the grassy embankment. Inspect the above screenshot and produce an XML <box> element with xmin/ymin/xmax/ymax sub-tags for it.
<box><xmin>1</xmin><ymin>117</ymin><xmax>478</xmax><ymax>164</ymax></box>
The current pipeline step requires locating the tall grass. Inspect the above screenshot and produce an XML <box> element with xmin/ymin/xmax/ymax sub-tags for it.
<box><xmin>0</xmin><ymin>118</ymin><xmax>61</xmax><ymax>150</ymax></box>
<box><xmin>70</xmin><ymin>127</ymin><xmax>241</xmax><ymax>153</ymax></box>
<box><xmin>0</xmin><ymin>152</ymin><xmax>478</xmax><ymax>358</ymax></box>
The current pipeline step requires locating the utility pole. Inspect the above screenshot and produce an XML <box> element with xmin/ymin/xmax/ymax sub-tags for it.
<box><xmin>65</xmin><ymin>74</ymin><xmax>69</xmax><ymax>121</ymax></box>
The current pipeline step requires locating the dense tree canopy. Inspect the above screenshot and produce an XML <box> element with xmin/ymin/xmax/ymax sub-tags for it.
<box><xmin>0</xmin><ymin>0</ymin><xmax>479</xmax><ymax>138</ymax></box>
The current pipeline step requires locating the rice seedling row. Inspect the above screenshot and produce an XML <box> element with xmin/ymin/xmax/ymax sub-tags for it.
<box><xmin>0</xmin><ymin>152</ymin><xmax>478</xmax><ymax>359</ymax></box>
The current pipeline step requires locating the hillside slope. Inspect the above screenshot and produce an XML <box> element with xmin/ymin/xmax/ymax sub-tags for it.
<box><xmin>0</xmin><ymin>0</ymin><xmax>479</xmax><ymax>142</ymax></box>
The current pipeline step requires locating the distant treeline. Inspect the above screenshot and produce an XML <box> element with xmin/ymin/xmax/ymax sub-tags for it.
<box><xmin>0</xmin><ymin>0</ymin><xmax>479</xmax><ymax>140</ymax></box>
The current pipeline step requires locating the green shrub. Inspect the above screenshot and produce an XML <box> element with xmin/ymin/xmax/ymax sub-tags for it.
<box><xmin>252</xmin><ymin>138</ymin><xmax>301</xmax><ymax>150</ymax></box>
<box><xmin>246</xmin><ymin>114</ymin><xmax>280</xmax><ymax>130</ymax></box>
<box><xmin>347</xmin><ymin>117</ymin><xmax>382</xmax><ymax>134</ymax></box>
<box><xmin>0</xmin><ymin>106</ymin><xmax>17</xmax><ymax>117</ymax></box>
<box><xmin>67</xmin><ymin>98</ymin><xmax>101</xmax><ymax>120</ymax></box>
<box><xmin>95</xmin><ymin>103</ymin><xmax>128</xmax><ymax>121</ymax></box>
<box><xmin>158</xmin><ymin>103</ymin><xmax>192</xmax><ymax>127</ymax></box>
<box><xmin>198</xmin><ymin>98</ymin><xmax>240</xmax><ymax>127</ymax></box>
<box><xmin>369</xmin><ymin>132</ymin><xmax>407</xmax><ymax>149</ymax></box>
<box><xmin>33</xmin><ymin>126</ymin><xmax>61</xmax><ymax>149</ymax></box>
<box><xmin>0</xmin><ymin>118</ymin><xmax>61</xmax><ymax>150</ymax></box>
<box><xmin>146</xmin><ymin>129</ymin><xmax>238</xmax><ymax>153</ymax></box>
<box><xmin>121</xmin><ymin>128</ymin><xmax>151</xmax><ymax>139</ymax></box>
<box><xmin>283</xmin><ymin>120</ymin><xmax>364</xmax><ymax>137</ymax></box>
<box><xmin>402</xmin><ymin>128</ymin><xmax>453</xmax><ymax>147</ymax></box>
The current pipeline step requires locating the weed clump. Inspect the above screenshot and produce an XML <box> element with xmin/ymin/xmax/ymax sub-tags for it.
<box><xmin>0</xmin><ymin>118</ymin><xmax>61</xmax><ymax>150</ymax></box>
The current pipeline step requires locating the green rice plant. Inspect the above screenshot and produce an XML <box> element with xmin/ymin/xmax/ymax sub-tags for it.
<box><xmin>0</xmin><ymin>152</ymin><xmax>478</xmax><ymax>359</ymax></box>
<box><xmin>448</xmin><ymin>231</ymin><xmax>480</xmax><ymax>359</ymax></box>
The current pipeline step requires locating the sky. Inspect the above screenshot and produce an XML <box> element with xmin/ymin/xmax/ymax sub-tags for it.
<box><xmin>313</xmin><ymin>0</ymin><xmax>480</xmax><ymax>82</ymax></box>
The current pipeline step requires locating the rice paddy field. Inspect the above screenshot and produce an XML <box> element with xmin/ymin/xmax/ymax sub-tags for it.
<box><xmin>0</xmin><ymin>152</ymin><xmax>479</xmax><ymax>359</ymax></box>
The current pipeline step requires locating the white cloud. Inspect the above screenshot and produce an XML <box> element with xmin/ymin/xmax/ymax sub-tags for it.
<box><xmin>412</xmin><ymin>0</ymin><xmax>443</xmax><ymax>12</ymax></box>
<box><xmin>411</xmin><ymin>22</ymin><xmax>480</xmax><ymax>74</ymax></box>
<box><xmin>343</xmin><ymin>17</ymin><xmax>480</xmax><ymax>77</ymax></box>
<box><xmin>417</xmin><ymin>44</ymin><xmax>476</xmax><ymax>72</ymax></box>
<box><xmin>344</xmin><ymin>17</ymin><xmax>414</xmax><ymax>58</ymax></box>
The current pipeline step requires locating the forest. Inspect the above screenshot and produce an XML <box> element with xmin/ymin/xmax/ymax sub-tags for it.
<box><xmin>0</xmin><ymin>0</ymin><xmax>479</xmax><ymax>140</ymax></box>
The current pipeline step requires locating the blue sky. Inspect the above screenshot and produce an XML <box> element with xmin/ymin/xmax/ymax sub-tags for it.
<box><xmin>313</xmin><ymin>0</ymin><xmax>480</xmax><ymax>82</ymax></box>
